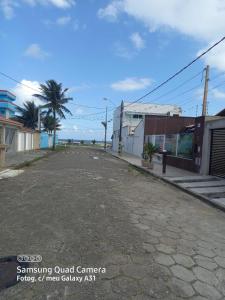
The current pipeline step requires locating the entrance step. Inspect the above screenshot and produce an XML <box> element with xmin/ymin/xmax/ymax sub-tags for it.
<box><xmin>169</xmin><ymin>176</ymin><xmax>218</xmax><ymax>183</ymax></box>
<box><xmin>211</xmin><ymin>198</ymin><xmax>225</xmax><ymax>209</ymax></box>
<box><xmin>190</xmin><ymin>186</ymin><xmax>225</xmax><ymax>194</ymax></box>
<box><xmin>179</xmin><ymin>180</ymin><xmax>225</xmax><ymax>188</ymax></box>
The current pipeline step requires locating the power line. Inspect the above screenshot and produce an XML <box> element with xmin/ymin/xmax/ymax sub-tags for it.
<box><xmin>0</xmin><ymin>71</ymin><xmax>40</xmax><ymax>93</ymax></box>
<box><xmin>209</xmin><ymin>79</ymin><xmax>225</xmax><ymax>90</ymax></box>
<box><xmin>210</xmin><ymin>71</ymin><xmax>225</xmax><ymax>82</ymax></box>
<box><xmin>70</xmin><ymin>102</ymin><xmax>105</xmax><ymax>110</ymax></box>
<box><xmin>126</xmin><ymin>36</ymin><xmax>225</xmax><ymax>107</ymax></box>
<box><xmin>141</xmin><ymin>69</ymin><xmax>204</xmax><ymax>104</ymax></box>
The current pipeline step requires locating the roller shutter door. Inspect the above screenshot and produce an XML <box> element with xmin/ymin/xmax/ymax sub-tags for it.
<box><xmin>209</xmin><ymin>128</ymin><xmax>225</xmax><ymax>178</ymax></box>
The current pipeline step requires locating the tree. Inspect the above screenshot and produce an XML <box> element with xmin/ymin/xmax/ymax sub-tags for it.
<box><xmin>34</xmin><ymin>80</ymin><xmax>72</xmax><ymax>150</ymax></box>
<box><xmin>42</xmin><ymin>115</ymin><xmax>61</xmax><ymax>134</ymax></box>
<box><xmin>92</xmin><ymin>139</ymin><xmax>96</xmax><ymax>145</ymax></box>
<box><xmin>16</xmin><ymin>101</ymin><xmax>38</xmax><ymax>129</ymax></box>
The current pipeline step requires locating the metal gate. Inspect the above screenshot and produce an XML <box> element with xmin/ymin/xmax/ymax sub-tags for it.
<box><xmin>209</xmin><ymin>128</ymin><xmax>225</xmax><ymax>178</ymax></box>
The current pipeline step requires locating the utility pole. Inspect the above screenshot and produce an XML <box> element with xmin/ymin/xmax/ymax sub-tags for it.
<box><xmin>202</xmin><ymin>65</ymin><xmax>210</xmax><ymax>116</ymax></box>
<box><xmin>118</xmin><ymin>100</ymin><xmax>124</xmax><ymax>155</ymax></box>
<box><xmin>104</xmin><ymin>105</ymin><xmax>108</xmax><ymax>150</ymax></box>
<box><xmin>37</xmin><ymin>106</ymin><xmax>41</xmax><ymax>131</ymax></box>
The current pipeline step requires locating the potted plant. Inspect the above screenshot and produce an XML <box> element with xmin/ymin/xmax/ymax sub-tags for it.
<box><xmin>142</xmin><ymin>143</ymin><xmax>157</xmax><ymax>169</ymax></box>
<box><xmin>142</xmin><ymin>145</ymin><xmax>150</xmax><ymax>168</ymax></box>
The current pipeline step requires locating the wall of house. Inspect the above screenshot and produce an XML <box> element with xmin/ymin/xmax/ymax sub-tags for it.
<box><xmin>112</xmin><ymin>103</ymin><xmax>181</xmax><ymax>153</ymax></box>
<box><xmin>17</xmin><ymin>131</ymin><xmax>36</xmax><ymax>151</ymax></box>
<box><xmin>40</xmin><ymin>132</ymin><xmax>49</xmax><ymax>149</ymax></box>
<box><xmin>144</xmin><ymin>116</ymin><xmax>205</xmax><ymax>173</ymax></box>
<box><xmin>33</xmin><ymin>132</ymin><xmax>40</xmax><ymax>150</ymax></box>
<box><xmin>200</xmin><ymin>118</ymin><xmax>225</xmax><ymax>175</ymax></box>
<box><xmin>40</xmin><ymin>132</ymin><xmax>57</xmax><ymax>149</ymax></box>
<box><xmin>144</xmin><ymin>115</ymin><xmax>196</xmax><ymax>134</ymax></box>
<box><xmin>121</xmin><ymin>120</ymin><xmax>144</xmax><ymax>157</ymax></box>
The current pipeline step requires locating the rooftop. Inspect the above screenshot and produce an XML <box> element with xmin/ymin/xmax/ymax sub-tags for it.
<box><xmin>123</xmin><ymin>102</ymin><xmax>182</xmax><ymax>115</ymax></box>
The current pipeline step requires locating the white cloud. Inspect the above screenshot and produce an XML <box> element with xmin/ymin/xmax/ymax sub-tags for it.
<box><xmin>99</xmin><ymin>0</ymin><xmax>225</xmax><ymax>70</ymax></box>
<box><xmin>198</xmin><ymin>42</ymin><xmax>225</xmax><ymax>72</ymax></box>
<box><xmin>97</xmin><ymin>1</ymin><xmax>123</xmax><ymax>22</ymax></box>
<box><xmin>0</xmin><ymin>0</ymin><xmax>17</xmax><ymax>19</ymax></box>
<box><xmin>210</xmin><ymin>88</ymin><xmax>225</xmax><ymax>100</ymax></box>
<box><xmin>130</xmin><ymin>32</ymin><xmax>145</xmax><ymax>50</ymax></box>
<box><xmin>75</xmin><ymin>108</ymin><xmax>83</xmax><ymax>115</ymax></box>
<box><xmin>114</xmin><ymin>41</ymin><xmax>135</xmax><ymax>59</ymax></box>
<box><xmin>111</xmin><ymin>77</ymin><xmax>152</xmax><ymax>91</ymax></box>
<box><xmin>1</xmin><ymin>0</ymin><xmax>75</xmax><ymax>19</ymax></box>
<box><xmin>73</xmin><ymin>125</ymin><xmax>78</xmax><ymax>131</ymax></box>
<box><xmin>56</xmin><ymin>15</ymin><xmax>71</xmax><ymax>25</ymax></box>
<box><xmin>99</xmin><ymin>0</ymin><xmax>225</xmax><ymax>41</ymax></box>
<box><xmin>12</xmin><ymin>80</ymin><xmax>43</xmax><ymax>106</ymax></box>
<box><xmin>24</xmin><ymin>44</ymin><xmax>50</xmax><ymax>60</ymax></box>
<box><xmin>24</xmin><ymin>0</ymin><xmax>75</xmax><ymax>8</ymax></box>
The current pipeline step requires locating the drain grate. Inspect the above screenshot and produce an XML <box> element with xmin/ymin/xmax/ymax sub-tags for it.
<box><xmin>0</xmin><ymin>256</ymin><xmax>29</xmax><ymax>291</ymax></box>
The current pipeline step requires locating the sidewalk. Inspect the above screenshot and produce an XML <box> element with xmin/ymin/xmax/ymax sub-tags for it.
<box><xmin>0</xmin><ymin>150</ymin><xmax>50</xmax><ymax>180</ymax></box>
<box><xmin>109</xmin><ymin>150</ymin><xmax>225</xmax><ymax>212</ymax></box>
<box><xmin>5</xmin><ymin>149</ymin><xmax>49</xmax><ymax>168</ymax></box>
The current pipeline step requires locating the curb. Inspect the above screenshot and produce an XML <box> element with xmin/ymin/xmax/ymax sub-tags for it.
<box><xmin>109</xmin><ymin>152</ymin><xmax>225</xmax><ymax>213</ymax></box>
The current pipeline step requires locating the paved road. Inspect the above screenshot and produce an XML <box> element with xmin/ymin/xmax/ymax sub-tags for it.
<box><xmin>1</xmin><ymin>147</ymin><xmax>225</xmax><ymax>300</ymax></box>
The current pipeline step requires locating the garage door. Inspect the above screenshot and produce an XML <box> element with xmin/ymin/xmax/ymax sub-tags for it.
<box><xmin>209</xmin><ymin>128</ymin><xmax>225</xmax><ymax>178</ymax></box>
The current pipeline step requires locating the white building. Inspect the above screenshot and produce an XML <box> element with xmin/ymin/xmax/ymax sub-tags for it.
<box><xmin>112</xmin><ymin>102</ymin><xmax>181</xmax><ymax>156</ymax></box>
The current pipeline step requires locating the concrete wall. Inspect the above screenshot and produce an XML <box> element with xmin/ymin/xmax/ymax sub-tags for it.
<box><xmin>40</xmin><ymin>132</ymin><xmax>57</xmax><ymax>149</ymax></box>
<box><xmin>18</xmin><ymin>131</ymin><xmax>37</xmax><ymax>151</ymax></box>
<box><xmin>201</xmin><ymin>118</ymin><xmax>225</xmax><ymax>175</ymax></box>
<box><xmin>40</xmin><ymin>132</ymin><xmax>49</xmax><ymax>149</ymax></box>
<box><xmin>33</xmin><ymin>132</ymin><xmax>40</xmax><ymax>150</ymax></box>
<box><xmin>121</xmin><ymin>120</ymin><xmax>144</xmax><ymax>157</ymax></box>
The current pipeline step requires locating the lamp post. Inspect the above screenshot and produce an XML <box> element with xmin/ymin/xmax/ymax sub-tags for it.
<box><xmin>102</xmin><ymin>98</ymin><xmax>108</xmax><ymax>150</ymax></box>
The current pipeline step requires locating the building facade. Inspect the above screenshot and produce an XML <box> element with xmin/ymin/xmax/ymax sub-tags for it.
<box><xmin>144</xmin><ymin>115</ymin><xmax>204</xmax><ymax>173</ymax></box>
<box><xmin>0</xmin><ymin>90</ymin><xmax>17</xmax><ymax>119</ymax></box>
<box><xmin>112</xmin><ymin>102</ymin><xmax>182</xmax><ymax>155</ymax></box>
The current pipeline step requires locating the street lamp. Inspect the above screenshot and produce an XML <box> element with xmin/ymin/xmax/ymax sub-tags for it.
<box><xmin>102</xmin><ymin>98</ymin><xmax>108</xmax><ymax>150</ymax></box>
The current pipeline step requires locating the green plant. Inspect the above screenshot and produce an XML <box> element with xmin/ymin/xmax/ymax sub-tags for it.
<box><xmin>15</xmin><ymin>101</ymin><xmax>39</xmax><ymax>129</ymax></box>
<box><xmin>80</xmin><ymin>140</ymin><xmax>84</xmax><ymax>145</ymax></box>
<box><xmin>42</xmin><ymin>115</ymin><xmax>61</xmax><ymax>134</ymax></box>
<box><xmin>92</xmin><ymin>139</ymin><xmax>96</xmax><ymax>145</ymax></box>
<box><xmin>33</xmin><ymin>80</ymin><xmax>72</xmax><ymax>150</ymax></box>
<box><xmin>143</xmin><ymin>143</ymin><xmax>157</xmax><ymax>162</ymax></box>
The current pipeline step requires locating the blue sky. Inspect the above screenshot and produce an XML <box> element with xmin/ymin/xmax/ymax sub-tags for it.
<box><xmin>1</xmin><ymin>0</ymin><xmax>225</xmax><ymax>140</ymax></box>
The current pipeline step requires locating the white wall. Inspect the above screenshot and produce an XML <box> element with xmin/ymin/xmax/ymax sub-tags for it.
<box><xmin>18</xmin><ymin>132</ymin><xmax>25</xmax><ymax>151</ymax></box>
<box><xmin>18</xmin><ymin>131</ymin><xmax>34</xmax><ymax>152</ymax></box>
<box><xmin>121</xmin><ymin>120</ymin><xmax>144</xmax><ymax>157</ymax></box>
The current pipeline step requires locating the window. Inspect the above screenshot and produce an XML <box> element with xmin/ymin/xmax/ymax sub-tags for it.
<box><xmin>165</xmin><ymin>134</ymin><xmax>177</xmax><ymax>156</ymax></box>
<box><xmin>132</xmin><ymin>114</ymin><xmax>143</xmax><ymax>119</ymax></box>
<box><xmin>177</xmin><ymin>133</ymin><xmax>193</xmax><ymax>159</ymax></box>
<box><xmin>145</xmin><ymin>135</ymin><xmax>154</xmax><ymax>144</ymax></box>
<box><xmin>155</xmin><ymin>135</ymin><xmax>165</xmax><ymax>151</ymax></box>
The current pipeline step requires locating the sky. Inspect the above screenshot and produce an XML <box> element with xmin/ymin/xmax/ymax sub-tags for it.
<box><xmin>1</xmin><ymin>0</ymin><xmax>225</xmax><ymax>141</ymax></box>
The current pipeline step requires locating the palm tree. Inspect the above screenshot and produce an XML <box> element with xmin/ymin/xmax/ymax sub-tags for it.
<box><xmin>15</xmin><ymin>101</ymin><xmax>38</xmax><ymax>129</ymax></box>
<box><xmin>33</xmin><ymin>80</ymin><xmax>72</xmax><ymax>150</ymax></box>
<box><xmin>42</xmin><ymin>115</ymin><xmax>61</xmax><ymax>134</ymax></box>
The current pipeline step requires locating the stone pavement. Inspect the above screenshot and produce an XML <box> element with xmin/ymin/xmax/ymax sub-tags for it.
<box><xmin>1</xmin><ymin>147</ymin><xmax>225</xmax><ymax>299</ymax></box>
<box><xmin>110</xmin><ymin>150</ymin><xmax>225</xmax><ymax>212</ymax></box>
<box><xmin>4</xmin><ymin>150</ymin><xmax>49</xmax><ymax>168</ymax></box>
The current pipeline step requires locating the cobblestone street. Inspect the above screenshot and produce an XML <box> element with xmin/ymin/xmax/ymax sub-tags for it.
<box><xmin>1</xmin><ymin>147</ymin><xmax>225</xmax><ymax>299</ymax></box>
